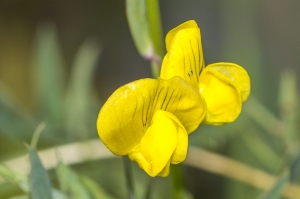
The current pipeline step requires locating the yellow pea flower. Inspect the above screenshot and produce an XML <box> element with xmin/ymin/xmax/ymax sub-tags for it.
<box><xmin>97</xmin><ymin>77</ymin><xmax>206</xmax><ymax>177</ymax></box>
<box><xmin>160</xmin><ymin>20</ymin><xmax>250</xmax><ymax>125</ymax></box>
<box><xmin>97</xmin><ymin>20</ymin><xmax>250</xmax><ymax>177</ymax></box>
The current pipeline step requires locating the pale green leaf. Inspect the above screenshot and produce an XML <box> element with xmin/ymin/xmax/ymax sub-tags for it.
<box><xmin>260</xmin><ymin>174</ymin><xmax>288</xmax><ymax>199</ymax></box>
<box><xmin>56</xmin><ymin>161</ymin><xmax>116</xmax><ymax>199</ymax></box>
<box><xmin>290</xmin><ymin>152</ymin><xmax>300</xmax><ymax>183</ymax></box>
<box><xmin>56</xmin><ymin>162</ymin><xmax>91</xmax><ymax>199</ymax></box>
<box><xmin>0</xmin><ymin>82</ymin><xmax>36</xmax><ymax>140</ymax></box>
<box><xmin>64</xmin><ymin>39</ymin><xmax>101</xmax><ymax>139</ymax></box>
<box><xmin>9</xmin><ymin>194</ymin><xmax>29</xmax><ymax>199</ymax></box>
<box><xmin>8</xmin><ymin>189</ymin><xmax>66</xmax><ymax>199</ymax></box>
<box><xmin>80</xmin><ymin>176</ymin><xmax>116</xmax><ymax>199</ymax></box>
<box><xmin>29</xmin><ymin>146</ymin><xmax>53</xmax><ymax>199</ymax></box>
<box><xmin>52</xmin><ymin>188</ymin><xmax>67</xmax><ymax>199</ymax></box>
<box><xmin>0</xmin><ymin>164</ymin><xmax>29</xmax><ymax>193</ymax></box>
<box><xmin>126</xmin><ymin>0</ymin><xmax>164</xmax><ymax>77</ymax></box>
<box><xmin>31</xmin><ymin>22</ymin><xmax>66</xmax><ymax>123</ymax></box>
<box><xmin>126</xmin><ymin>0</ymin><xmax>154</xmax><ymax>58</ymax></box>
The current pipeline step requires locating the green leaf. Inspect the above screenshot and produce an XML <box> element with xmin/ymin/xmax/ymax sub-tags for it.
<box><xmin>278</xmin><ymin>69</ymin><xmax>297</xmax><ymax>115</ymax></box>
<box><xmin>241</xmin><ymin>130</ymin><xmax>284</xmax><ymax>174</ymax></box>
<box><xmin>146</xmin><ymin>0</ymin><xmax>164</xmax><ymax>58</ymax></box>
<box><xmin>290</xmin><ymin>152</ymin><xmax>300</xmax><ymax>183</ymax></box>
<box><xmin>80</xmin><ymin>176</ymin><xmax>116</xmax><ymax>199</ymax></box>
<box><xmin>56</xmin><ymin>162</ymin><xmax>92</xmax><ymax>199</ymax></box>
<box><xmin>0</xmin><ymin>82</ymin><xmax>36</xmax><ymax>140</ymax></box>
<box><xmin>52</xmin><ymin>188</ymin><xmax>67</xmax><ymax>199</ymax></box>
<box><xmin>260</xmin><ymin>174</ymin><xmax>289</xmax><ymax>199</ymax></box>
<box><xmin>0</xmin><ymin>164</ymin><xmax>29</xmax><ymax>193</ymax></box>
<box><xmin>28</xmin><ymin>146</ymin><xmax>53</xmax><ymax>199</ymax></box>
<box><xmin>56</xmin><ymin>162</ymin><xmax>115</xmax><ymax>199</ymax></box>
<box><xmin>244</xmin><ymin>96</ymin><xmax>281</xmax><ymax>136</ymax></box>
<box><xmin>9</xmin><ymin>194</ymin><xmax>29</xmax><ymax>199</ymax></box>
<box><xmin>64</xmin><ymin>39</ymin><xmax>102</xmax><ymax>139</ymax></box>
<box><xmin>126</xmin><ymin>0</ymin><xmax>164</xmax><ymax>77</ymax></box>
<box><xmin>278</xmin><ymin>69</ymin><xmax>299</xmax><ymax>154</ymax></box>
<box><xmin>3</xmin><ymin>189</ymin><xmax>66</xmax><ymax>199</ymax></box>
<box><xmin>31</xmin><ymin>22</ymin><xmax>66</xmax><ymax>123</ymax></box>
<box><xmin>126</xmin><ymin>0</ymin><xmax>154</xmax><ymax>59</ymax></box>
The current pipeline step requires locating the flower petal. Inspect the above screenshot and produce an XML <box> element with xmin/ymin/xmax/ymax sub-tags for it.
<box><xmin>154</xmin><ymin>76</ymin><xmax>206</xmax><ymax>134</ymax></box>
<box><xmin>97</xmin><ymin>78</ymin><xmax>159</xmax><ymax>155</ymax></box>
<box><xmin>164</xmin><ymin>112</ymin><xmax>188</xmax><ymax>164</ymax></box>
<box><xmin>165</xmin><ymin>20</ymin><xmax>198</xmax><ymax>52</ymax></box>
<box><xmin>97</xmin><ymin>76</ymin><xmax>206</xmax><ymax>156</ymax></box>
<box><xmin>157</xmin><ymin>160</ymin><xmax>171</xmax><ymax>177</ymax></box>
<box><xmin>206</xmin><ymin>62</ymin><xmax>251</xmax><ymax>101</ymax></box>
<box><xmin>171</xmin><ymin>125</ymin><xmax>188</xmax><ymax>164</ymax></box>
<box><xmin>129</xmin><ymin>110</ymin><xmax>178</xmax><ymax>177</ymax></box>
<box><xmin>199</xmin><ymin>66</ymin><xmax>242</xmax><ymax>125</ymax></box>
<box><xmin>160</xmin><ymin>20</ymin><xmax>205</xmax><ymax>90</ymax></box>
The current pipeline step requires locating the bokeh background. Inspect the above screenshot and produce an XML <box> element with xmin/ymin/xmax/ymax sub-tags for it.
<box><xmin>0</xmin><ymin>0</ymin><xmax>300</xmax><ymax>198</ymax></box>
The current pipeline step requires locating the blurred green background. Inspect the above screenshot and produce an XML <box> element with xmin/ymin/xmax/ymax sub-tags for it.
<box><xmin>0</xmin><ymin>0</ymin><xmax>300</xmax><ymax>199</ymax></box>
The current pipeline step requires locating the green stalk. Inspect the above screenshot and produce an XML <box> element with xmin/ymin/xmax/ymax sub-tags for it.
<box><xmin>123</xmin><ymin>156</ymin><xmax>136</xmax><ymax>199</ymax></box>
<box><xmin>126</xmin><ymin>0</ymin><xmax>164</xmax><ymax>78</ymax></box>
<box><xmin>150</xmin><ymin>61</ymin><xmax>160</xmax><ymax>79</ymax></box>
<box><xmin>146</xmin><ymin>0</ymin><xmax>186</xmax><ymax>197</ymax></box>
<box><xmin>146</xmin><ymin>0</ymin><xmax>164</xmax><ymax>59</ymax></box>
<box><xmin>171</xmin><ymin>164</ymin><xmax>185</xmax><ymax>199</ymax></box>
<box><xmin>146</xmin><ymin>0</ymin><xmax>164</xmax><ymax>78</ymax></box>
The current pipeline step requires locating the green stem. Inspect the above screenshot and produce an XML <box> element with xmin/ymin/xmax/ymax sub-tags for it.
<box><xmin>145</xmin><ymin>178</ymin><xmax>154</xmax><ymax>199</ymax></box>
<box><xmin>146</xmin><ymin>0</ymin><xmax>164</xmax><ymax>59</ymax></box>
<box><xmin>147</xmin><ymin>0</ymin><xmax>164</xmax><ymax>78</ymax></box>
<box><xmin>150</xmin><ymin>61</ymin><xmax>160</xmax><ymax>78</ymax></box>
<box><xmin>123</xmin><ymin>156</ymin><xmax>136</xmax><ymax>199</ymax></box>
<box><xmin>171</xmin><ymin>164</ymin><xmax>185</xmax><ymax>199</ymax></box>
<box><xmin>147</xmin><ymin>1</ymin><xmax>185</xmax><ymax>192</ymax></box>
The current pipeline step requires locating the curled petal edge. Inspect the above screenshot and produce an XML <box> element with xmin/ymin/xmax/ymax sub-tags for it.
<box><xmin>199</xmin><ymin>67</ymin><xmax>242</xmax><ymax>125</ymax></box>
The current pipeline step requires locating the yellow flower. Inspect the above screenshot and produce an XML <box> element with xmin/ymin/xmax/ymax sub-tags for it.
<box><xmin>97</xmin><ymin>77</ymin><xmax>206</xmax><ymax>177</ymax></box>
<box><xmin>160</xmin><ymin>20</ymin><xmax>250</xmax><ymax>125</ymax></box>
<box><xmin>97</xmin><ymin>20</ymin><xmax>250</xmax><ymax>177</ymax></box>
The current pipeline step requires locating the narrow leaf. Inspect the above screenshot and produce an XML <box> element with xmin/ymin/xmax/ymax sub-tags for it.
<box><xmin>56</xmin><ymin>161</ymin><xmax>115</xmax><ymax>199</ymax></box>
<box><xmin>241</xmin><ymin>130</ymin><xmax>283</xmax><ymax>173</ymax></box>
<box><xmin>290</xmin><ymin>152</ymin><xmax>300</xmax><ymax>183</ymax></box>
<box><xmin>146</xmin><ymin>0</ymin><xmax>164</xmax><ymax>58</ymax></box>
<box><xmin>0</xmin><ymin>82</ymin><xmax>36</xmax><ymax>140</ymax></box>
<box><xmin>52</xmin><ymin>188</ymin><xmax>67</xmax><ymax>199</ymax></box>
<box><xmin>9</xmin><ymin>194</ymin><xmax>29</xmax><ymax>199</ymax></box>
<box><xmin>80</xmin><ymin>176</ymin><xmax>116</xmax><ymax>199</ymax></box>
<box><xmin>126</xmin><ymin>0</ymin><xmax>164</xmax><ymax>77</ymax></box>
<box><xmin>260</xmin><ymin>174</ymin><xmax>288</xmax><ymax>199</ymax></box>
<box><xmin>278</xmin><ymin>69</ymin><xmax>299</xmax><ymax>151</ymax></box>
<box><xmin>31</xmin><ymin>22</ymin><xmax>66</xmax><ymax>123</ymax></box>
<box><xmin>126</xmin><ymin>0</ymin><xmax>154</xmax><ymax>59</ymax></box>
<box><xmin>64</xmin><ymin>39</ymin><xmax>101</xmax><ymax>139</ymax></box>
<box><xmin>56</xmin><ymin>162</ymin><xmax>91</xmax><ymax>199</ymax></box>
<box><xmin>28</xmin><ymin>146</ymin><xmax>53</xmax><ymax>199</ymax></box>
<box><xmin>0</xmin><ymin>164</ymin><xmax>29</xmax><ymax>193</ymax></box>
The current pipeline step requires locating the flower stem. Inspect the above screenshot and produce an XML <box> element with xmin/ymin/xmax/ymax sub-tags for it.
<box><xmin>146</xmin><ymin>0</ymin><xmax>164</xmax><ymax>59</ymax></box>
<box><xmin>147</xmin><ymin>0</ymin><xmax>164</xmax><ymax>78</ymax></box>
<box><xmin>171</xmin><ymin>164</ymin><xmax>185</xmax><ymax>199</ymax></box>
<box><xmin>150</xmin><ymin>61</ymin><xmax>160</xmax><ymax>78</ymax></box>
<box><xmin>122</xmin><ymin>156</ymin><xmax>136</xmax><ymax>199</ymax></box>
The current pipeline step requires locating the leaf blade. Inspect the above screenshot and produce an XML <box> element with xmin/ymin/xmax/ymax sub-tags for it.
<box><xmin>28</xmin><ymin>146</ymin><xmax>53</xmax><ymax>199</ymax></box>
<box><xmin>260</xmin><ymin>174</ymin><xmax>289</xmax><ymax>199</ymax></box>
